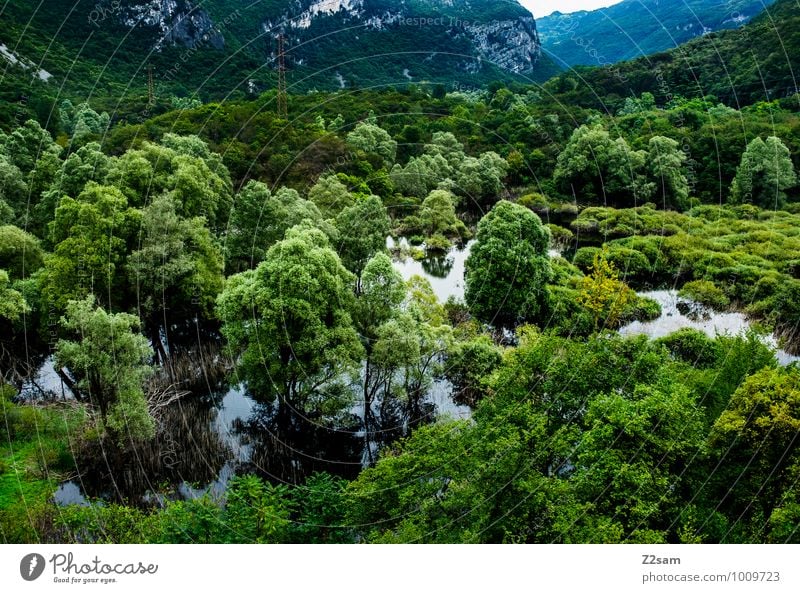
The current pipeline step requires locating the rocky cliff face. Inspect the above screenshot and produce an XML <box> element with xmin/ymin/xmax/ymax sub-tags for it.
<box><xmin>258</xmin><ymin>0</ymin><xmax>543</xmax><ymax>77</ymax></box>
<box><xmin>95</xmin><ymin>0</ymin><xmax>551</xmax><ymax>88</ymax></box>
<box><xmin>119</xmin><ymin>0</ymin><xmax>225</xmax><ymax>50</ymax></box>
<box><xmin>463</xmin><ymin>16</ymin><xmax>541</xmax><ymax>74</ymax></box>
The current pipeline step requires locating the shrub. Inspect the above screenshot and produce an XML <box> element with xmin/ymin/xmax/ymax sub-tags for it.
<box><xmin>657</xmin><ymin>328</ymin><xmax>720</xmax><ymax>367</ymax></box>
<box><xmin>425</xmin><ymin>234</ymin><xmax>451</xmax><ymax>252</ymax></box>
<box><xmin>573</xmin><ymin>247</ymin><xmax>601</xmax><ymax>272</ymax></box>
<box><xmin>574</xmin><ymin>245</ymin><xmax>652</xmax><ymax>282</ymax></box>
<box><xmin>679</xmin><ymin>280</ymin><xmax>730</xmax><ymax>311</ymax></box>
<box><xmin>518</xmin><ymin>192</ymin><xmax>550</xmax><ymax>213</ymax></box>
<box><xmin>548</xmin><ymin>224</ymin><xmax>574</xmax><ymax>250</ymax></box>
<box><xmin>622</xmin><ymin>295</ymin><xmax>662</xmax><ymax>323</ymax></box>
<box><xmin>544</xmin><ymin>285</ymin><xmax>594</xmax><ymax>337</ymax></box>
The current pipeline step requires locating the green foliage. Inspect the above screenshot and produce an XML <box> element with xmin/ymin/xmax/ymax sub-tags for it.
<box><xmin>707</xmin><ymin>366</ymin><xmax>800</xmax><ymax>538</ymax></box>
<box><xmin>465</xmin><ymin>200</ymin><xmax>552</xmax><ymax>327</ymax></box>
<box><xmin>59</xmin><ymin>101</ymin><xmax>110</xmax><ymax>140</ymax></box>
<box><xmin>309</xmin><ymin>174</ymin><xmax>355</xmax><ymax>217</ymax></box>
<box><xmin>444</xmin><ymin>334</ymin><xmax>502</xmax><ymax>406</ymax></box>
<box><xmin>129</xmin><ymin>194</ymin><xmax>224</xmax><ymax>333</ymax></box>
<box><xmin>106</xmin><ymin>135</ymin><xmax>233</xmax><ymax>231</ymax></box>
<box><xmin>0</xmin><ymin>390</ymin><xmax>85</xmax><ymax>543</ymax></box>
<box><xmin>578</xmin><ymin>248</ymin><xmax>635</xmax><ymax>330</ymax></box>
<box><xmin>679</xmin><ymin>280</ymin><xmax>730</xmax><ymax>310</ymax></box>
<box><xmin>346</xmin><ymin>122</ymin><xmax>397</xmax><ymax>167</ymax></box>
<box><xmin>2</xmin><ymin>5</ymin><xmax>800</xmax><ymax>544</ymax></box>
<box><xmin>218</xmin><ymin>475</ymin><xmax>292</xmax><ymax>543</ymax></box>
<box><xmin>346</xmin><ymin>332</ymin><xmax>698</xmax><ymax>542</ymax></box>
<box><xmin>334</xmin><ymin>195</ymin><xmax>391</xmax><ymax>283</ymax></box>
<box><xmin>42</xmin><ymin>182</ymin><xmax>139</xmax><ymax>311</ymax></box>
<box><xmin>225</xmin><ymin>181</ymin><xmax>331</xmax><ymax>273</ymax></box>
<box><xmin>554</xmin><ymin>124</ymin><xmax>653</xmax><ymax>207</ymax></box>
<box><xmin>0</xmin><ymin>270</ymin><xmax>29</xmax><ymax>323</ymax></box>
<box><xmin>402</xmin><ymin>189</ymin><xmax>468</xmax><ymax>248</ymax></box>
<box><xmin>56</xmin><ymin>295</ymin><xmax>154</xmax><ymax>443</ymax></box>
<box><xmin>290</xmin><ymin>473</ymin><xmax>351</xmax><ymax>543</ymax></box>
<box><xmin>648</xmin><ymin>136</ymin><xmax>690</xmax><ymax>210</ymax></box>
<box><xmin>355</xmin><ymin>253</ymin><xmax>406</xmax><ymax>341</ymax></box>
<box><xmin>657</xmin><ymin>328</ymin><xmax>720</xmax><ymax>367</ymax></box>
<box><xmin>731</xmin><ymin>136</ymin><xmax>797</xmax><ymax>209</ymax></box>
<box><xmin>217</xmin><ymin>226</ymin><xmax>363</xmax><ymax>411</ymax></box>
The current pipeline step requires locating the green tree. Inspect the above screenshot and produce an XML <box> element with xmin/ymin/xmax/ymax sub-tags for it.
<box><xmin>465</xmin><ymin>200</ymin><xmax>552</xmax><ymax>327</ymax></box>
<box><xmin>56</xmin><ymin>296</ymin><xmax>155</xmax><ymax>444</ymax></box>
<box><xmin>217</xmin><ymin>226</ymin><xmax>364</xmax><ymax>413</ymax></box>
<box><xmin>0</xmin><ymin>120</ymin><xmax>61</xmax><ymax>175</ymax></box>
<box><xmin>731</xmin><ymin>136</ymin><xmax>797</xmax><ymax>209</ymax></box>
<box><xmin>444</xmin><ymin>334</ymin><xmax>502</xmax><ymax>406</ymax></box>
<box><xmin>225</xmin><ymin>181</ymin><xmax>332</xmax><ymax>273</ymax></box>
<box><xmin>618</xmin><ymin>92</ymin><xmax>656</xmax><ymax>116</ymax></box>
<box><xmin>577</xmin><ymin>248</ymin><xmax>635</xmax><ymax>330</ymax></box>
<box><xmin>354</xmin><ymin>253</ymin><xmax>406</xmax><ymax>430</ymax></box>
<box><xmin>554</xmin><ymin>124</ymin><xmax>651</xmax><ymax>207</ymax></box>
<box><xmin>414</xmin><ymin>189</ymin><xmax>467</xmax><ymax>246</ymax></box>
<box><xmin>647</xmin><ymin>136</ymin><xmax>689</xmax><ymax>210</ymax></box>
<box><xmin>0</xmin><ymin>225</ymin><xmax>44</xmax><ymax>280</ymax></box>
<box><xmin>60</xmin><ymin>101</ymin><xmax>110</xmax><ymax>140</ymax></box>
<box><xmin>0</xmin><ymin>269</ymin><xmax>28</xmax><ymax>323</ymax></box>
<box><xmin>368</xmin><ymin>277</ymin><xmax>453</xmax><ymax>422</ymax></box>
<box><xmin>0</xmin><ymin>155</ymin><xmax>29</xmax><ymax>225</ymax></box>
<box><xmin>708</xmin><ymin>366</ymin><xmax>800</xmax><ymax>536</ymax></box>
<box><xmin>128</xmin><ymin>194</ymin><xmax>224</xmax><ymax>359</ymax></box>
<box><xmin>389</xmin><ymin>153</ymin><xmax>451</xmax><ymax>198</ymax></box>
<box><xmin>425</xmin><ymin>132</ymin><xmax>465</xmax><ymax>170</ymax></box>
<box><xmin>309</xmin><ymin>174</ymin><xmax>354</xmax><ymax>217</ymax></box>
<box><xmin>43</xmin><ymin>183</ymin><xmax>139</xmax><ymax>311</ymax></box>
<box><xmin>453</xmin><ymin>152</ymin><xmax>508</xmax><ymax>206</ymax></box>
<box><xmin>346</xmin><ymin>122</ymin><xmax>397</xmax><ymax>166</ymax></box>
<box><xmin>38</xmin><ymin>142</ymin><xmax>111</xmax><ymax>233</ymax></box>
<box><xmin>333</xmin><ymin>195</ymin><xmax>390</xmax><ymax>289</ymax></box>
<box><xmin>106</xmin><ymin>135</ymin><xmax>233</xmax><ymax>231</ymax></box>
<box><xmin>572</xmin><ymin>381</ymin><xmax>705</xmax><ymax>540</ymax></box>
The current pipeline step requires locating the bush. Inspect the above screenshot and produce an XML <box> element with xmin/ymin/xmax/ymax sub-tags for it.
<box><xmin>425</xmin><ymin>234</ymin><xmax>451</xmax><ymax>252</ymax></box>
<box><xmin>574</xmin><ymin>246</ymin><xmax>651</xmax><ymax>282</ymax></box>
<box><xmin>547</xmin><ymin>224</ymin><xmax>574</xmax><ymax>250</ymax></box>
<box><xmin>544</xmin><ymin>285</ymin><xmax>594</xmax><ymax>337</ymax></box>
<box><xmin>445</xmin><ymin>336</ymin><xmax>503</xmax><ymax>406</ymax></box>
<box><xmin>621</xmin><ymin>295</ymin><xmax>662</xmax><ymax>324</ymax></box>
<box><xmin>573</xmin><ymin>247</ymin><xmax>601</xmax><ymax>272</ymax></box>
<box><xmin>518</xmin><ymin>192</ymin><xmax>550</xmax><ymax>213</ymax></box>
<box><xmin>606</xmin><ymin>247</ymin><xmax>651</xmax><ymax>282</ymax></box>
<box><xmin>612</xmin><ymin>236</ymin><xmax>673</xmax><ymax>277</ymax></box>
<box><xmin>679</xmin><ymin>280</ymin><xmax>730</xmax><ymax>311</ymax></box>
<box><xmin>657</xmin><ymin>328</ymin><xmax>720</xmax><ymax>367</ymax></box>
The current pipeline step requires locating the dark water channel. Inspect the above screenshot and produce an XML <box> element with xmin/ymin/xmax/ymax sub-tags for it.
<box><xmin>49</xmin><ymin>241</ymin><xmax>796</xmax><ymax>507</ymax></box>
<box><xmin>48</xmin><ymin>240</ymin><xmax>472</xmax><ymax>507</ymax></box>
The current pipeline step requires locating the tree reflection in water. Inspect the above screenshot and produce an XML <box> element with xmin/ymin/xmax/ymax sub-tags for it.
<box><xmin>421</xmin><ymin>252</ymin><xmax>455</xmax><ymax>279</ymax></box>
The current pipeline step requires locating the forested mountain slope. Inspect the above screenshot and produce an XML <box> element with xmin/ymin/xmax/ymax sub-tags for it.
<box><xmin>537</xmin><ymin>0</ymin><xmax>776</xmax><ymax>67</ymax></box>
<box><xmin>0</xmin><ymin>0</ymin><xmax>558</xmax><ymax>118</ymax></box>
<box><xmin>544</xmin><ymin>0</ymin><xmax>799</xmax><ymax>108</ymax></box>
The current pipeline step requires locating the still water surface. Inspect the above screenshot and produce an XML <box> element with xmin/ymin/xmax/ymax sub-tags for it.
<box><xmin>52</xmin><ymin>244</ymin><xmax>798</xmax><ymax>506</ymax></box>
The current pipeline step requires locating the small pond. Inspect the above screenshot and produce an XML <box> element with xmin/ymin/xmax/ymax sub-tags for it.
<box><xmin>620</xmin><ymin>290</ymin><xmax>800</xmax><ymax>366</ymax></box>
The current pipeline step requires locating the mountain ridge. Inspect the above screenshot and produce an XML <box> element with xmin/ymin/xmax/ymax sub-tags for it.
<box><xmin>0</xmin><ymin>0</ymin><xmax>558</xmax><ymax>105</ymax></box>
<box><xmin>537</xmin><ymin>0</ymin><xmax>777</xmax><ymax>67</ymax></box>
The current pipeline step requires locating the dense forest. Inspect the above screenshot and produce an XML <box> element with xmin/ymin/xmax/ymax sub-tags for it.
<box><xmin>2</xmin><ymin>0</ymin><xmax>800</xmax><ymax>545</ymax></box>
